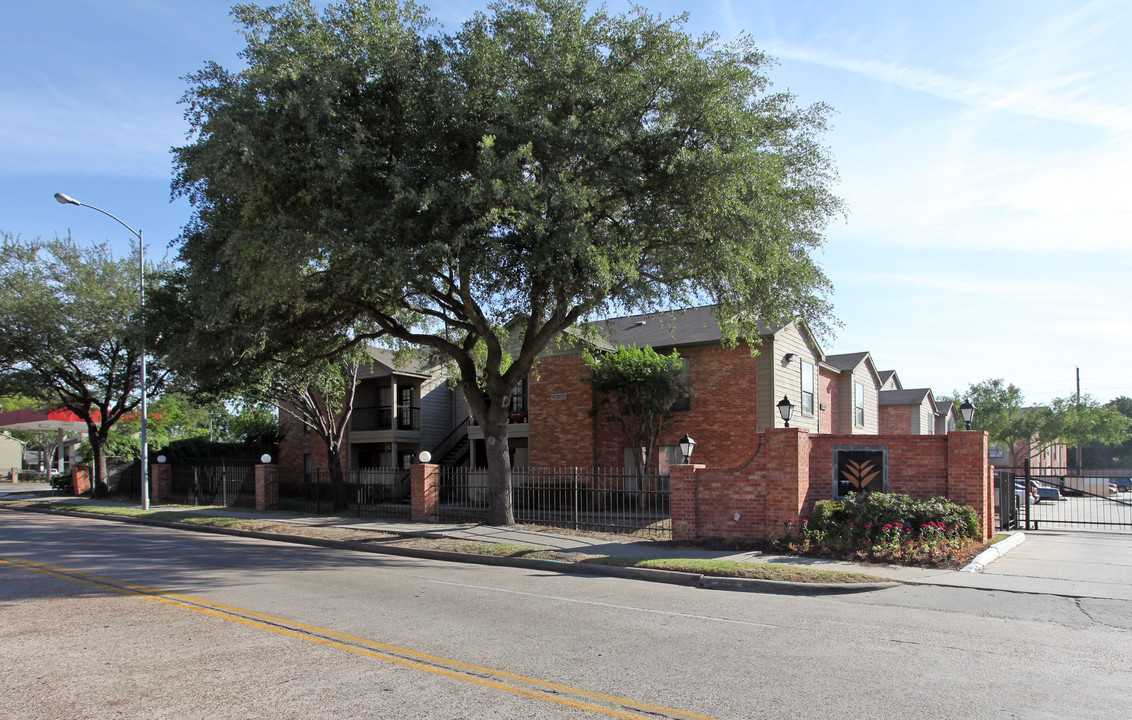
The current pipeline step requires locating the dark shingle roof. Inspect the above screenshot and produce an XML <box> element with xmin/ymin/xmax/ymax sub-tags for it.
<box><xmin>878</xmin><ymin>388</ymin><xmax>933</xmax><ymax>407</ymax></box>
<box><xmin>593</xmin><ymin>306</ymin><xmax>774</xmax><ymax>349</ymax></box>
<box><xmin>824</xmin><ymin>352</ymin><xmax>870</xmax><ymax>372</ymax></box>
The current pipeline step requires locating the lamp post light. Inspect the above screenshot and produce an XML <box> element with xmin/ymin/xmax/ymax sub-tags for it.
<box><xmin>777</xmin><ymin>395</ymin><xmax>794</xmax><ymax>428</ymax></box>
<box><xmin>959</xmin><ymin>400</ymin><xmax>976</xmax><ymax>430</ymax></box>
<box><xmin>55</xmin><ymin>193</ymin><xmax>150</xmax><ymax>510</ymax></box>
<box><xmin>678</xmin><ymin>434</ymin><xmax>696</xmax><ymax>464</ymax></box>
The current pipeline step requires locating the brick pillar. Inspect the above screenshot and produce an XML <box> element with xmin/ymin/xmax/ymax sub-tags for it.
<box><xmin>668</xmin><ymin>464</ymin><xmax>705</xmax><ymax>542</ymax></box>
<box><xmin>150</xmin><ymin>463</ymin><xmax>171</xmax><ymax>505</ymax></box>
<box><xmin>411</xmin><ymin>463</ymin><xmax>440</xmax><ymax>522</ymax></box>
<box><xmin>72</xmin><ymin>465</ymin><xmax>92</xmax><ymax>496</ymax></box>
<box><xmin>759</xmin><ymin>428</ymin><xmax>811</xmax><ymax>540</ymax></box>
<box><xmin>255</xmin><ymin>464</ymin><xmax>278</xmax><ymax>511</ymax></box>
<box><xmin>947</xmin><ymin>430</ymin><xmax>991</xmax><ymax>539</ymax></box>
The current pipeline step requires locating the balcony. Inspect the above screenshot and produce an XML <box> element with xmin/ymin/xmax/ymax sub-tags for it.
<box><xmin>351</xmin><ymin>405</ymin><xmax>421</xmax><ymax>432</ymax></box>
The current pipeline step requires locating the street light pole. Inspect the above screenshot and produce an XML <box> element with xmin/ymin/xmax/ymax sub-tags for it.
<box><xmin>54</xmin><ymin>193</ymin><xmax>150</xmax><ymax>510</ymax></box>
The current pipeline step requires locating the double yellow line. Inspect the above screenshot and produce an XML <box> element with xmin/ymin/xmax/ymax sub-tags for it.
<box><xmin>0</xmin><ymin>553</ymin><xmax>723</xmax><ymax>720</ymax></box>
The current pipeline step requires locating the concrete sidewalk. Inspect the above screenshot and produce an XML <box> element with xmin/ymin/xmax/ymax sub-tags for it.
<box><xmin>8</xmin><ymin>495</ymin><xmax>953</xmax><ymax>584</ymax></box>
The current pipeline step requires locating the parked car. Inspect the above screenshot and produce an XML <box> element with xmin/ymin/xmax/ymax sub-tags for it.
<box><xmin>1015</xmin><ymin>480</ymin><xmax>1038</xmax><ymax>505</ymax></box>
<box><xmin>1032</xmin><ymin>481</ymin><xmax>1064</xmax><ymax>502</ymax></box>
<box><xmin>1109</xmin><ymin>477</ymin><xmax>1131</xmax><ymax>493</ymax></box>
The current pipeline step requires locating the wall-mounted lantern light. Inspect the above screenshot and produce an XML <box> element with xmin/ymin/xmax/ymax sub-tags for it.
<box><xmin>959</xmin><ymin>400</ymin><xmax>976</xmax><ymax>430</ymax></box>
<box><xmin>783</xmin><ymin>353</ymin><xmax>796</xmax><ymax>363</ymax></box>
<box><xmin>777</xmin><ymin>395</ymin><xmax>795</xmax><ymax>428</ymax></box>
<box><xmin>678</xmin><ymin>434</ymin><xmax>696</xmax><ymax>464</ymax></box>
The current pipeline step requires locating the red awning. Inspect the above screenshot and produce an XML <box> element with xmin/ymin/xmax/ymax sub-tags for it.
<box><xmin>0</xmin><ymin>408</ymin><xmax>92</xmax><ymax>433</ymax></box>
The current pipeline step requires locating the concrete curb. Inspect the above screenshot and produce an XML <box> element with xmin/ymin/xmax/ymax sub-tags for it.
<box><xmin>1</xmin><ymin>504</ymin><xmax>901</xmax><ymax>595</ymax></box>
<box><xmin>961</xmin><ymin>532</ymin><xmax>1025</xmax><ymax>573</ymax></box>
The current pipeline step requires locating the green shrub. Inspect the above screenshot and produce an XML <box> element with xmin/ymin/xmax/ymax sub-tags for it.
<box><xmin>777</xmin><ymin>492</ymin><xmax>982</xmax><ymax>566</ymax></box>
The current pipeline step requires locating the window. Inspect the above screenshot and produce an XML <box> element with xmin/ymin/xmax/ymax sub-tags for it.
<box><xmin>670</xmin><ymin>356</ymin><xmax>691</xmax><ymax>412</ymax></box>
<box><xmin>509</xmin><ymin>377</ymin><xmax>528</xmax><ymax>412</ymax></box>
<box><xmin>854</xmin><ymin>382</ymin><xmax>865</xmax><ymax>427</ymax></box>
<box><xmin>800</xmin><ymin>360</ymin><xmax>815</xmax><ymax>415</ymax></box>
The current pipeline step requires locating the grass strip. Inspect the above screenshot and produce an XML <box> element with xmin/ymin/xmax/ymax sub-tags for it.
<box><xmin>5</xmin><ymin>501</ymin><xmax>892</xmax><ymax>583</ymax></box>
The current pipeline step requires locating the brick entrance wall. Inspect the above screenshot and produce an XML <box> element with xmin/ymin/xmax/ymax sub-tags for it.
<box><xmin>668</xmin><ymin>429</ymin><xmax>992</xmax><ymax>542</ymax></box>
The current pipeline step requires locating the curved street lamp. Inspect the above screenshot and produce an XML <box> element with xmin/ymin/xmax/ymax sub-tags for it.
<box><xmin>55</xmin><ymin>193</ymin><xmax>150</xmax><ymax>510</ymax></box>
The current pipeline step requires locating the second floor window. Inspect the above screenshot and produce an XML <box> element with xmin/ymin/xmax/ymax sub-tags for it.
<box><xmin>509</xmin><ymin>377</ymin><xmax>528</xmax><ymax>412</ymax></box>
<box><xmin>854</xmin><ymin>382</ymin><xmax>865</xmax><ymax>427</ymax></box>
<box><xmin>670</xmin><ymin>356</ymin><xmax>691</xmax><ymax>412</ymax></box>
<box><xmin>801</xmin><ymin>360</ymin><xmax>815</xmax><ymax>415</ymax></box>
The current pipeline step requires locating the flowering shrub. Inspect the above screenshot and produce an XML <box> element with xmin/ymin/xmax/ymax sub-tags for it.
<box><xmin>775</xmin><ymin>493</ymin><xmax>982</xmax><ymax>566</ymax></box>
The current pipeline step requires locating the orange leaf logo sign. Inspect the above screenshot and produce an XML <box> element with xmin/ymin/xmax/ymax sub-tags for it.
<box><xmin>841</xmin><ymin>459</ymin><xmax>879</xmax><ymax>490</ymax></box>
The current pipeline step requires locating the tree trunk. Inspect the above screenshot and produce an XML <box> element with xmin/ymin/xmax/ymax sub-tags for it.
<box><xmin>482</xmin><ymin>417</ymin><xmax>513</xmax><ymax>526</ymax></box>
<box><xmin>87</xmin><ymin>428</ymin><xmax>109</xmax><ymax>498</ymax></box>
<box><xmin>327</xmin><ymin>446</ymin><xmax>347</xmax><ymax>511</ymax></box>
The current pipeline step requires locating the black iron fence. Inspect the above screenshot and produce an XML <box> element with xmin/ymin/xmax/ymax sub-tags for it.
<box><xmin>275</xmin><ymin>467</ymin><xmax>411</xmax><ymax>520</ymax></box>
<box><xmin>437</xmin><ymin>467</ymin><xmax>671</xmax><ymax>539</ymax></box>
<box><xmin>168</xmin><ymin>463</ymin><xmax>256</xmax><ymax>508</ymax></box>
<box><xmin>997</xmin><ymin>464</ymin><xmax>1132</xmax><ymax>532</ymax></box>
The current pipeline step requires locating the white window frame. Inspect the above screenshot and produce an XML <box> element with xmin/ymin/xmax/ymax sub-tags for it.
<box><xmin>800</xmin><ymin>360</ymin><xmax>815</xmax><ymax>416</ymax></box>
<box><xmin>854</xmin><ymin>382</ymin><xmax>865</xmax><ymax>427</ymax></box>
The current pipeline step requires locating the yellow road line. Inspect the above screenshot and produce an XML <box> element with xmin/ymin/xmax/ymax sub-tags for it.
<box><xmin>0</xmin><ymin>553</ymin><xmax>723</xmax><ymax>720</ymax></box>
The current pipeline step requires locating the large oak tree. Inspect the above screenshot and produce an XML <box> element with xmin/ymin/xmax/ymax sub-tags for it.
<box><xmin>163</xmin><ymin>0</ymin><xmax>843</xmax><ymax>524</ymax></box>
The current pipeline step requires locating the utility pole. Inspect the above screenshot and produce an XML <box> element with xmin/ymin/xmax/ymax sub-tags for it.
<box><xmin>1076</xmin><ymin>367</ymin><xmax>1082</xmax><ymax>473</ymax></box>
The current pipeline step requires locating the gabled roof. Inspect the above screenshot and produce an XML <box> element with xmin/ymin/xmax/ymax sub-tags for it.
<box><xmin>878</xmin><ymin>370</ymin><xmax>901</xmax><ymax>390</ymax></box>
<box><xmin>595</xmin><ymin>306</ymin><xmax>764</xmax><ymax>348</ymax></box>
<box><xmin>878</xmin><ymin>388</ymin><xmax>934</xmax><ymax>407</ymax></box>
<box><xmin>935</xmin><ymin>399</ymin><xmax>956</xmax><ymax>417</ymax></box>
<box><xmin>823</xmin><ymin>351</ymin><xmax>883</xmax><ymax>386</ymax></box>
<box><xmin>363</xmin><ymin>347</ymin><xmax>432</xmax><ymax>379</ymax></box>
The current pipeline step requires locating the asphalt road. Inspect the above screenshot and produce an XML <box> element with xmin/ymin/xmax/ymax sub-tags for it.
<box><xmin>2</xmin><ymin>511</ymin><xmax>1130</xmax><ymax>719</ymax></box>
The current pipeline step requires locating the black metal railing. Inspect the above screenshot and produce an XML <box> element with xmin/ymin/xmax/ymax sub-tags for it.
<box><xmin>998</xmin><ymin>463</ymin><xmax>1131</xmax><ymax>532</ymax></box>
<box><xmin>274</xmin><ymin>467</ymin><xmax>411</xmax><ymax>520</ymax></box>
<box><xmin>350</xmin><ymin>405</ymin><xmax>421</xmax><ymax>432</ymax></box>
<box><xmin>168</xmin><ymin>463</ymin><xmax>256</xmax><ymax>508</ymax></box>
<box><xmin>436</xmin><ymin>467</ymin><xmax>671</xmax><ymax>538</ymax></box>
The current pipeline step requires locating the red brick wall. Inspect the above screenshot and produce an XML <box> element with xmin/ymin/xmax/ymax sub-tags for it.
<box><xmin>532</xmin><ymin>345</ymin><xmax>765</xmax><ymax>472</ymax></box>
<box><xmin>878</xmin><ymin>406</ymin><xmax>912</xmax><ymax>435</ymax></box>
<box><xmin>528</xmin><ymin>354</ymin><xmax>596</xmax><ymax>468</ymax></box>
<box><xmin>278</xmin><ymin>411</ymin><xmax>330</xmax><ymax>478</ymax></box>
<box><xmin>668</xmin><ymin>430</ymin><xmax>992</xmax><ymax>542</ymax></box>
<box><xmin>819</xmin><ymin>367</ymin><xmax>838</xmax><ymax>434</ymax></box>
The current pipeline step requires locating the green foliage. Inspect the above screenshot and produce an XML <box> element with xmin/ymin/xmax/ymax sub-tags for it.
<box><xmin>0</xmin><ymin>233</ymin><xmax>171</xmax><ymax>493</ymax></box>
<box><xmin>228</xmin><ymin>404</ymin><xmax>286</xmax><ymax>447</ymax></box>
<box><xmin>164</xmin><ymin>0</ymin><xmax>842</xmax><ymax>524</ymax></box>
<box><xmin>1081</xmin><ymin>396</ymin><xmax>1132</xmax><ymax>468</ymax></box>
<box><xmin>584</xmin><ymin>346</ymin><xmax>689</xmax><ymax>475</ymax></box>
<box><xmin>953</xmin><ymin>379</ymin><xmax>1130</xmax><ymax>466</ymax></box>
<box><xmin>778</xmin><ymin>492</ymin><xmax>982</xmax><ymax>566</ymax></box>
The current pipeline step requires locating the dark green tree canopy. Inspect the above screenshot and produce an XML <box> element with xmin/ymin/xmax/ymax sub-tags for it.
<box><xmin>164</xmin><ymin>0</ymin><xmax>842</xmax><ymax>523</ymax></box>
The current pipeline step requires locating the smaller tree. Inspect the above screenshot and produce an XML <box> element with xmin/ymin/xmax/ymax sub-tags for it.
<box><xmin>585</xmin><ymin>346</ymin><xmax>689</xmax><ymax>479</ymax></box>
<box><xmin>954</xmin><ymin>379</ymin><xmax>1129</xmax><ymax>466</ymax></box>
<box><xmin>0</xmin><ymin>234</ymin><xmax>170</xmax><ymax>495</ymax></box>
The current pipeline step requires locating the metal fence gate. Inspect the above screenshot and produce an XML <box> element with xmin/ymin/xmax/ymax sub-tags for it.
<box><xmin>998</xmin><ymin>463</ymin><xmax>1132</xmax><ymax>532</ymax></box>
<box><xmin>437</xmin><ymin>467</ymin><xmax>672</xmax><ymax>539</ymax></box>
<box><xmin>274</xmin><ymin>467</ymin><xmax>412</xmax><ymax>520</ymax></box>
<box><xmin>168</xmin><ymin>462</ymin><xmax>257</xmax><ymax>508</ymax></box>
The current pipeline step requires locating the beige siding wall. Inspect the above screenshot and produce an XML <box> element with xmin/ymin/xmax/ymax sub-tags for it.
<box><xmin>840</xmin><ymin>366</ymin><xmax>879</xmax><ymax>434</ymax></box>
<box><xmin>763</xmin><ymin>323</ymin><xmax>821</xmax><ymax>432</ymax></box>
<box><xmin>915</xmin><ymin>397</ymin><xmax>935</xmax><ymax>435</ymax></box>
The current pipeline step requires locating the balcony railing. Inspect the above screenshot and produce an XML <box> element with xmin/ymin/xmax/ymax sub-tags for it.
<box><xmin>350</xmin><ymin>405</ymin><xmax>421</xmax><ymax>432</ymax></box>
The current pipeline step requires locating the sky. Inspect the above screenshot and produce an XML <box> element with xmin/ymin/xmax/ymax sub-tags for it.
<box><xmin>2</xmin><ymin>0</ymin><xmax>1129</xmax><ymax>406</ymax></box>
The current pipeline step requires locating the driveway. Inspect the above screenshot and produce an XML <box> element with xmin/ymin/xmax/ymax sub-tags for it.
<box><xmin>920</xmin><ymin>530</ymin><xmax>1132</xmax><ymax>600</ymax></box>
